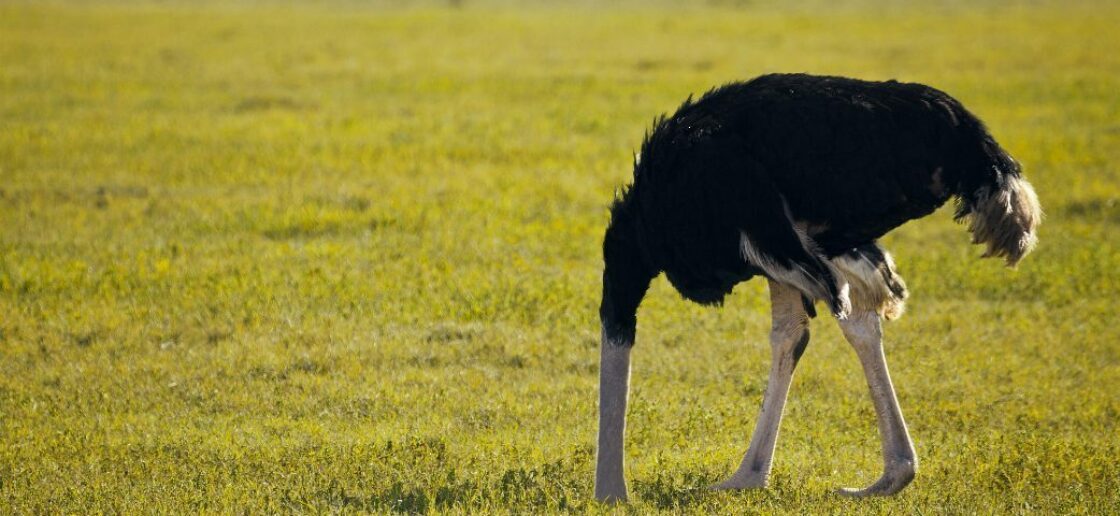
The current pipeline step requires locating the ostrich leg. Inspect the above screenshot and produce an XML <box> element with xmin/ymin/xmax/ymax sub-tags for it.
<box><xmin>712</xmin><ymin>280</ymin><xmax>810</xmax><ymax>490</ymax></box>
<box><xmin>837</xmin><ymin>311</ymin><xmax>917</xmax><ymax>496</ymax></box>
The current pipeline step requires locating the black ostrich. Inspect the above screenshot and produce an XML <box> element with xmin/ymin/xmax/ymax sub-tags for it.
<box><xmin>595</xmin><ymin>73</ymin><xmax>1041</xmax><ymax>502</ymax></box>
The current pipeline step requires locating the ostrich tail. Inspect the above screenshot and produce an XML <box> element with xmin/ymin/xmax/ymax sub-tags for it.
<box><xmin>956</xmin><ymin>174</ymin><xmax>1041</xmax><ymax>267</ymax></box>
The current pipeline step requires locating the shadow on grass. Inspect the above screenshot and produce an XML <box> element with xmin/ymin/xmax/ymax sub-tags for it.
<box><xmin>631</xmin><ymin>470</ymin><xmax>726</xmax><ymax>511</ymax></box>
<box><xmin>314</xmin><ymin>439</ymin><xmax>594</xmax><ymax>512</ymax></box>
<box><xmin>319</xmin><ymin>470</ymin><xmax>588</xmax><ymax>513</ymax></box>
<box><xmin>319</xmin><ymin>479</ymin><xmax>458</xmax><ymax>513</ymax></box>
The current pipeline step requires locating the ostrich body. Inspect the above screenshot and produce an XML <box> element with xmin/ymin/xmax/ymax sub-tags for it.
<box><xmin>595</xmin><ymin>74</ymin><xmax>1041</xmax><ymax>502</ymax></box>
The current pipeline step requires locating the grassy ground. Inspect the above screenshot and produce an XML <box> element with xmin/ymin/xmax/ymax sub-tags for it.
<box><xmin>1</xmin><ymin>1</ymin><xmax>1118</xmax><ymax>513</ymax></box>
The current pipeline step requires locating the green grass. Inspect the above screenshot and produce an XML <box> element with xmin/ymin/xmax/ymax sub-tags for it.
<box><xmin>1</xmin><ymin>1</ymin><xmax>1119</xmax><ymax>513</ymax></box>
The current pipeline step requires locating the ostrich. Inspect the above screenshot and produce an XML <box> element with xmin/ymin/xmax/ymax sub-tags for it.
<box><xmin>595</xmin><ymin>73</ymin><xmax>1041</xmax><ymax>502</ymax></box>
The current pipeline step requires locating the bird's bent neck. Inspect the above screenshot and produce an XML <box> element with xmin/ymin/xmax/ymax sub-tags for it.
<box><xmin>601</xmin><ymin>222</ymin><xmax>656</xmax><ymax>346</ymax></box>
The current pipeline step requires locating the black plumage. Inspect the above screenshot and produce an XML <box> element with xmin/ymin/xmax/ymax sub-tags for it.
<box><xmin>601</xmin><ymin>73</ymin><xmax>1036</xmax><ymax>338</ymax></box>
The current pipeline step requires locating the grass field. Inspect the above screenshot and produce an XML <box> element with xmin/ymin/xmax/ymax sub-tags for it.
<box><xmin>1</xmin><ymin>1</ymin><xmax>1119</xmax><ymax>513</ymax></box>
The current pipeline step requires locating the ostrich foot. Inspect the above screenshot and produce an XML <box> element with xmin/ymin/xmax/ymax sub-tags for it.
<box><xmin>593</xmin><ymin>478</ymin><xmax>628</xmax><ymax>503</ymax></box>
<box><xmin>708</xmin><ymin>472</ymin><xmax>768</xmax><ymax>491</ymax></box>
<box><xmin>594</xmin><ymin>491</ymin><xmax>627</xmax><ymax>504</ymax></box>
<box><xmin>836</xmin><ymin>462</ymin><xmax>915</xmax><ymax>497</ymax></box>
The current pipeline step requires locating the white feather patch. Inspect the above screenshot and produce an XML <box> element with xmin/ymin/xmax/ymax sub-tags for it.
<box><xmin>830</xmin><ymin>250</ymin><xmax>908</xmax><ymax>320</ymax></box>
